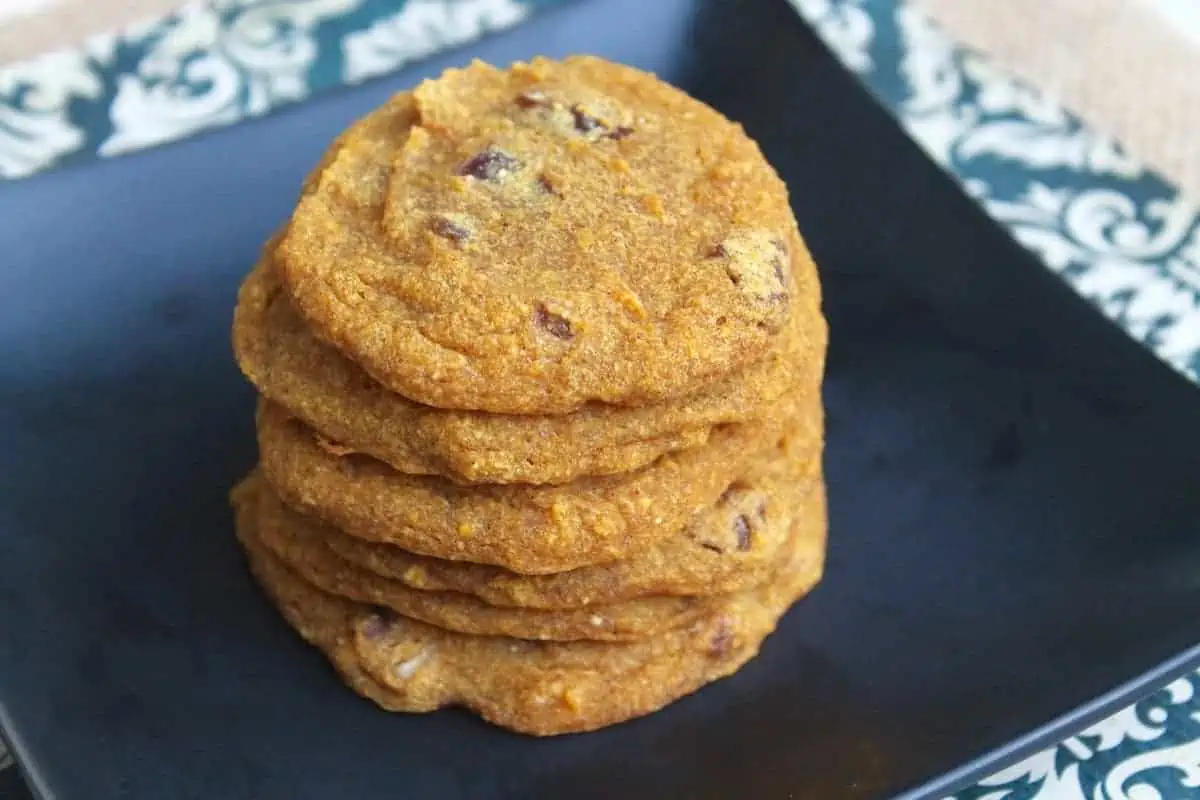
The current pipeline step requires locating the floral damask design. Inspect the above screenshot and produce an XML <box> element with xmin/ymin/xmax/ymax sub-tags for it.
<box><xmin>790</xmin><ymin>5</ymin><xmax>1200</xmax><ymax>797</ymax></box>
<box><xmin>0</xmin><ymin>0</ymin><xmax>549</xmax><ymax>176</ymax></box>
<box><xmin>0</xmin><ymin>44</ymin><xmax>112</xmax><ymax>178</ymax></box>
<box><xmin>986</xmin><ymin>185</ymin><xmax>1200</xmax><ymax>378</ymax></box>
<box><xmin>807</xmin><ymin>0</ymin><xmax>1200</xmax><ymax>387</ymax></box>
<box><xmin>101</xmin><ymin>0</ymin><xmax>357</xmax><ymax>156</ymax></box>
<box><xmin>343</xmin><ymin>0</ymin><xmax>529</xmax><ymax>84</ymax></box>
<box><xmin>798</xmin><ymin>0</ymin><xmax>1200</xmax><ymax>388</ymax></box>
<box><xmin>947</xmin><ymin>670</ymin><xmax>1200</xmax><ymax>800</ymax></box>
<box><xmin>887</xmin><ymin>6</ymin><xmax>1200</xmax><ymax>385</ymax></box>
<box><xmin>788</xmin><ymin>0</ymin><xmax>874</xmax><ymax>74</ymax></box>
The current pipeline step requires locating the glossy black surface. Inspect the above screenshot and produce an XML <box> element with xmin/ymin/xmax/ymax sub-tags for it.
<box><xmin>3</xmin><ymin>0</ymin><xmax>1200</xmax><ymax>797</ymax></box>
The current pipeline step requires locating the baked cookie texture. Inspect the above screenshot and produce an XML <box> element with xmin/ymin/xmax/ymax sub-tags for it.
<box><xmin>312</xmin><ymin>449</ymin><xmax>821</xmax><ymax>609</ymax></box>
<box><xmin>274</xmin><ymin>56</ymin><xmax>820</xmax><ymax>413</ymax></box>
<box><xmin>256</xmin><ymin>396</ymin><xmax>820</xmax><ymax>574</ymax></box>
<box><xmin>235</xmin><ymin>489</ymin><xmax>826</xmax><ymax>735</ymax></box>
<box><xmin>234</xmin><ymin>259</ymin><xmax>826</xmax><ymax>485</ymax></box>
<box><xmin>230</xmin><ymin>55</ymin><xmax>828</xmax><ymax>735</ymax></box>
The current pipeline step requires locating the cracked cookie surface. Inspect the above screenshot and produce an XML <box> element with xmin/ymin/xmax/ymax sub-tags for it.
<box><xmin>244</xmin><ymin>472</ymin><xmax>733</xmax><ymax>642</ymax></box>
<box><xmin>233</xmin><ymin>484</ymin><xmax>826</xmax><ymax>735</ymax></box>
<box><xmin>289</xmin><ymin>443</ymin><xmax>823</xmax><ymax>610</ymax></box>
<box><xmin>234</xmin><ymin>259</ymin><xmax>826</xmax><ymax>484</ymax></box>
<box><xmin>255</xmin><ymin>395</ymin><xmax>821</xmax><ymax>574</ymax></box>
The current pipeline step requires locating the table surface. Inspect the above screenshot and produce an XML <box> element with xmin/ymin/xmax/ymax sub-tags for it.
<box><xmin>2</xmin><ymin>1</ymin><xmax>1199</xmax><ymax>798</ymax></box>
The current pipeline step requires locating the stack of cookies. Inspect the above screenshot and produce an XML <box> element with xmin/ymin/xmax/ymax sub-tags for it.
<box><xmin>230</xmin><ymin>56</ymin><xmax>828</xmax><ymax>735</ymax></box>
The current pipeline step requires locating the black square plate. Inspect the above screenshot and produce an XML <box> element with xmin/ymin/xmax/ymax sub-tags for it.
<box><xmin>3</xmin><ymin>0</ymin><xmax>1200</xmax><ymax>797</ymax></box>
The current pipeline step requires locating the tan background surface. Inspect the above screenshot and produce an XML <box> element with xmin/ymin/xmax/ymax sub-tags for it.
<box><xmin>1</xmin><ymin>0</ymin><xmax>1197</xmax><ymax>195</ymax></box>
<box><xmin>0</xmin><ymin>0</ymin><xmax>182</xmax><ymax>62</ymax></box>
<box><xmin>917</xmin><ymin>0</ymin><xmax>1200</xmax><ymax>201</ymax></box>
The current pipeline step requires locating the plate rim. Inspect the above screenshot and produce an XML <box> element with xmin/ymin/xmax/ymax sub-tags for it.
<box><xmin>901</xmin><ymin>643</ymin><xmax>1200</xmax><ymax>798</ymax></box>
<box><xmin>1</xmin><ymin>0</ymin><xmax>1198</xmax><ymax>795</ymax></box>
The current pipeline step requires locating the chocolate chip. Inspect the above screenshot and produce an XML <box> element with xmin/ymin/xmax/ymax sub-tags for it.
<box><xmin>537</xmin><ymin>174</ymin><xmax>559</xmax><ymax>196</ymax></box>
<box><xmin>361</xmin><ymin>608</ymin><xmax>396</xmax><ymax>639</ymax></box>
<box><xmin>767</xmin><ymin>265</ymin><xmax>790</xmax><ymax>304</ymax></box>
<box><xmin>535</xmin><ymin>304</ymin><xmax>573</xmax><ymax>340</ymax></box>
<box><xmin>733</xmin><ymin>514</ymin><xmax>752</xmax><ymax>551</ymax></box>
<box><xmin>699</xmin><ymin>543</ymin><xmax>723</xmax><ymax>554</ymax></box>
<box><xmin>515</xmin><ymin>90</ymin><xmax>549</xmax><ymax>109</ymax></box>
<box><xmin>569</xmin><ymin>106</ymin><xmax>633</xmax><ymax>139</ymax></box>
<box><xmin>457</xmin><ymin>147</ymin><xmax>521</xmax><ymax>181</ymax></box>
<box><xmin>430</xmin><ymin>215</ymin><xmax>470</xmax><ymax>243</ymax></box>
<box><xmin>715</xmin><ymin>232</ymin><xmax>792</xmax><ymax>317</ymax></box>
<box><xmin>718</xmin><ymin>482</ymin><xmax>742</xmax><ymax>503</ymax></box>
<box><xmin>709</xmin><ymin>618</ymin><xmax>735</xmax><ymax>657</ymax></box>
<box><xmin>770</xmin><ymin>242</ymin><xmax>790</xmax><ymax>301</ymax></box>
<box><xmin>570</xmin><ymin>105</ymin><xmax>605</xmax><ymax>134</ymax></box>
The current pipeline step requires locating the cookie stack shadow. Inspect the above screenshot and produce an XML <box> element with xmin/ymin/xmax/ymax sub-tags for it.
<box><xmin>230</xmin><ymin>56</ymin><xmax>829</xmax><ymax>736</ymax></box>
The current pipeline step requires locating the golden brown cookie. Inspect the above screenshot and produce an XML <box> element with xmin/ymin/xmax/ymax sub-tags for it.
<box><xmin>233</xmin><ymin>259</ymin><xmax>826</xmax><ymax>485</ymax></box>
<box><xmin>313</xmin><ymin>444</ymin><xmax>822</xmax><ymax>610</ymax></box>
<box><xmin>244</xmin><ymin>473</ymin><xmax>730</xmax><ymax>642</ymax></box>
<box><xmin>234</xmin><ymin>487</ymin><xmax>825</xmax><ymax>735</ymax></box>
<box><xmin>273</xmin><ymin>56</ymin><xmax>820</xmax><ymax>413</ymax></box>
<box><xmin>256</xmin><ymin>394</ymin><xmax>821</xmax><ymax>574</ymax></box>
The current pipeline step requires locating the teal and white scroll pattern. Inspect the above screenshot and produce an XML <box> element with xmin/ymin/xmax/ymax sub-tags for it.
<box><xmin>949</xmin><ymin>667</ymin><xmax>1200</xmax><ymax>800</ymax></box>
<box><xmin>792</xmin><ymin>0</ymin><xmax>1200</xmax><ymax>390</ymax></box>
<box><xmin>0</xmin><ymin>0</ymin><xmax>551</xmax><ymax>179</ymax></box>
<box><xmin>791</xmin><ymin>3</ymin><xmax>1200</xmax><ymax>796</ymax></box>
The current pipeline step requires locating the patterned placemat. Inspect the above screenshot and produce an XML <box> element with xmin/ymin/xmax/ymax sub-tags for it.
<box><xmin>0</xmin><ymin>0</ymin><xmax>555</xmax><ymax>179</ymax></box>
<box><xmin>793</xmin><ymin>2</ymin><xmax>1200</xmax><ymax>796</ymax></box>
<box><xmin>917</xmin><ymin>0</ymin><xmax>1200</xmax><ymax>205</ymax></box>
<box><xmin>1</xmin><ymin>0</ymin><xmax>1199</xmax><ymax>798</ymax></box>
<box><xmin>950</xmin><ymin>667</ymin><xmax>1200</xmax><ymax>799</ymax></box>
<box><xmin>794</xmin><ymin>0</ymin><xmax>1200</xmax><ymax>394</ymax></box>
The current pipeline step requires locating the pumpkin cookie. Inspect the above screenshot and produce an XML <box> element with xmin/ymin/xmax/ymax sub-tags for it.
<box><xmin>273</xmin><ymin>56</ymin><xmax>819</xmax><ymax>413</ymax></box>
<box><xmin>256</xmin><ymin>395</ymin><xmax>821</xmax><ymax>574</ymax></box>
<box><xmin>233</xmin><ymin>259</ymin><xmax>825</xmax><ymax>485</ymax></box>
<box><xmin>312</xmin><ymin>443</ymin><xmax>822</xmax><ymax>610</ymax></box>
<box><xmin>234</xmin><ymin>489</ymin><xmax>826</xmax><ymax>735</ymax></box>
<box><xmin>244</xmin><ymin>472</ymin><xmax>731</xmax><ymax>642</ymax></box>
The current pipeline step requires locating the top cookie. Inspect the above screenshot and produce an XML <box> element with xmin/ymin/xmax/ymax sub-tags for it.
<box><xmin>274</xmin><ymin>55</ymin><xmax>812</xmax><ymax>414</ymax></box>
